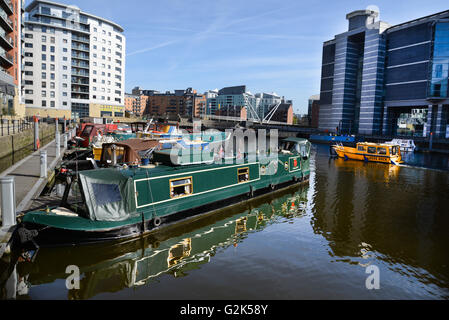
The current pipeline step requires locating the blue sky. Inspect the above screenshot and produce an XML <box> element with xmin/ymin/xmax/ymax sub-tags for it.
<box><xmin>26</xmin><ymin>0</ymin><xmax>449</xmax><ymax>114</ymax></box>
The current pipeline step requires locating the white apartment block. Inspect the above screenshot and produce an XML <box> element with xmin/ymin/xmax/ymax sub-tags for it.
<box><xmin>22</xmin><ymin>0</ymin><xmax>125</xmax><ymax>119</ymax></box>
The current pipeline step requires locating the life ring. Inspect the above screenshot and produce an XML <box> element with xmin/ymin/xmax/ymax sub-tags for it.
<box><xmin>153</xmin><ymin>216</ymin><xmax>162</xmax><ymax>227</ymax></box>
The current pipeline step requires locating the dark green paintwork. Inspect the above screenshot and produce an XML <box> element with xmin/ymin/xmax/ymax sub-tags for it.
<box><xmin>22</xmin><ymin>140</ymin><xmax>311</xmax><ymax>232</ymax></box>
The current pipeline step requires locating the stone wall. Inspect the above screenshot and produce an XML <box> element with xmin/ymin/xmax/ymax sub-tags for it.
<box><xmin>0</xmin><ymin>123</ymin><xmax>59</xmax><ymax>159</ymax></box>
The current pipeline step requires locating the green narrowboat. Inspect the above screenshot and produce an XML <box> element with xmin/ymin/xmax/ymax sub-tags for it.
<box><xmin>14</xmin><ymin>137</ymin><xmax>311</xmax><ymax>247</ymax></box>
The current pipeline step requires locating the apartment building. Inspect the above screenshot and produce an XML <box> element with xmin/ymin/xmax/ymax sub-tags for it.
<box><xmin>0</xmin><ymin>0</ymin><xmax>24</xmax><ymax>117</ymax></box>
<box><xmin>143</xmin><ymin>88</ymin><xmax>206</xmax><ymax>118</ymax></box>
<box><xmin>22</xmin><ymin>0</ymin><xmax>125</xmax><ymax>119</ymax></box>
<box><xmin>125</xmin><ymin>92</ymin><xmax>148</xmax><ymax>116</ymax></box>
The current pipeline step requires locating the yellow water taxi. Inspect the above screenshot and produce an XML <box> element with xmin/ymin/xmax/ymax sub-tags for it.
<box><xmin>331</xmin><ymin>142</ymin><xmax>404</xmax><ymax>165</ymax></box>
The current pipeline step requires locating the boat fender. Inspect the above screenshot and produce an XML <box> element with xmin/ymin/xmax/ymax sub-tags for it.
<box><xmin>344</xmin><ymin>154</ymin><xmax>349</xmax><ymax>161</ymax></box>
<box><xmin>15</xmin><ymin>227</ymin><xmax>38</xmax><ymax>244</ymax></box>
<box><xmin>153</xmin><ymin>217</ymin><xmax>162</xmax><ymax>227</ymax></box>
<box><xmin>363</xmin><ymin>156</ymin><xmax>368</xmax><ymax>162</ymax></box>
<box><xmin>141</xmin><ymin>213</ymin><xmax>146</xmax><ymax>233</ymax></box>
<box><xmin>270</xmin><ymin>184</ymin><xmax>275</xmax><ymax>190</ymax></box>
<box><xmin>248</xmin><ymin>186</ymin><xmax>254</xmax><ymax>197</ymax></box>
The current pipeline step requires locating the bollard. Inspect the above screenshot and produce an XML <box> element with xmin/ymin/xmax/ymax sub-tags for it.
<box><xmin>429</xmin><ymin>132</ymin><xmax>433</xmax><ymax>151</ymax></box>
<box><xmin>34</xmin><ymin>116</ymin><xmax>40</xmax><ymax>150</ymax></box>
<box><xmin>40</xmin><ymin>150</ymin><xmax>47</xmax><ymax>178</ymax></box>
<box><xmin>55</xmin><ymin>130</ymin><xmax>60</xmax><ymax>158</ymax></box>
<box><xmin>63</xmin><ymin>133</ymin><xmax>68</xmax><ymax>149</ymax></box>
<box><xmin>0</xmin><ymin>177</ymin><xmax>16</xmax><ymax>228</ymax></box>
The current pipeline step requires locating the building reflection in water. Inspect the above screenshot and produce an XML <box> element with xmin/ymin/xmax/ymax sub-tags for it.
<box><xmin>311</xmin><ymin>153</ymin><xmax>449</xmax><ymax>289</ymax></box>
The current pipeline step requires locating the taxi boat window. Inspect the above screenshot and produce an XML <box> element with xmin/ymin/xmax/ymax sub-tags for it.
<box><xmin>170</xmin><ymin>177</ymin><xmax>193</xmax><ymax>198</ymax></box>
<box><xmin>367</xmin><ymin>147</ymin><xmax>377</xmax><ymax>154</ymax></box>
<box><xmin>238</xmin><ymin>167</ymin><xmax>249</xmax><ymax>183</ymax></box>
<box><xmin>391</xmin><ymin>146</ymin><xmax>398</xmax><ymax>155</ymax></box>
<box><xmin>377</xmin><ymin>147</ymin><xmax>387</xmax><ymax>155</ymax></box>
<box><xmin>357</xmin><ymin>145</ymin><xmax>365</xmax><ymax>152</ymax></box>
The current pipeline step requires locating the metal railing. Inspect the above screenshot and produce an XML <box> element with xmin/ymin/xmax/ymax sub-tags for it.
<box><xmin>0</xmin><ymin>9</ymin><xmax>13</xmax><ymax>30</ymax></box>
<box><xmin>0</xmin><ymin>47</ymin><xmax>13</xmax><ymax>64</ymax></box>
<box><xmin>0</xmin><ymin>118</ymin><xmax>33</xmax><ymax>136</ymax></box>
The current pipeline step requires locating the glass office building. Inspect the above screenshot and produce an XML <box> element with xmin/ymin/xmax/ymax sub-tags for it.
<box><xmin>319</xmin><ymin>9</ymin><xmax>449</xmax><ymax>139</ymax></box>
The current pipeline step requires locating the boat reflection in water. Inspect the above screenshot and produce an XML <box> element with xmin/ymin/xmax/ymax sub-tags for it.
<box><xmin>11</xmin><ymin>184</ymin><xmax>308</xmax><ymax>300</ymax></box>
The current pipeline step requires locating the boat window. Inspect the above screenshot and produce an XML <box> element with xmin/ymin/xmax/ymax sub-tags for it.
<box><xmin>357</xmin><ymin>145</ymin><xmax>365</xmax><ymax>152</ymax></box>
<box><xmin>367</xmin><ymin>147</ymin><xmax>377</xmax><ymax>154</ymax></box>
<box><xmin>170</xmin><ymin>177</ymin><xmax>193</xmax><ymax>198</ymax></box>
<box><xmin>63</xmin><ymin>179</ymin><xmax>88</xmax><ymax>217</ymax></box>
<box><xmin>377</xmin><ymin>147</ymin><xmax>387</xmax><ymax>155</ymax></box>
<box><xmin>81</xmin><ymin>125</ymin><xmax>93</xmax><ymax>136</ymax></box>
<box><xmin>92</xmin><ymin>183</ymin><xmax>122</xmax><ymax>205</ymax></box>
<box><xmin>391</xmin><ymin>146</ymin><xmax>398</xmax><ymax>155</ymax></box>
<box><xmin>238</xmin><ymin>167</ymin><xmax>249</xmax><ymax>183</ymax></box>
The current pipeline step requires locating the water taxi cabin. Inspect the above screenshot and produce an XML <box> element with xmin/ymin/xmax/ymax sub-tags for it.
<box><xmin>332</xmin><ymin>142</ymin><xmax>404</xmax><ymax>165</ymax></box>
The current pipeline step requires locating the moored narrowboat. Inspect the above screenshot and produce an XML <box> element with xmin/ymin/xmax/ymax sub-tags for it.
<box><xmin>14</xmin><ymin>137</ymin><xmax>312</xmax><ymax>247</ymax></box>
<box><xmin>331</xmin><ymin>141</ymin><xmax>404</xmax><ymax>165</ymax></box>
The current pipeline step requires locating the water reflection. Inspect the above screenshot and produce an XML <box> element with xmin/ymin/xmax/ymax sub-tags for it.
<box><xmin>3</xmin><ymin>184</ymin><xmax>308</xmax><ymax>300</ymax></box>
<box><xmin>312</xmin><ymin>145</ymin><xmax>449</xmax><ymax>292</ymax></box>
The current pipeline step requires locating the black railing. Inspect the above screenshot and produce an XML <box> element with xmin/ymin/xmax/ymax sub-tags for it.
<box><xmin>1</xmin><ymin>117</ymin><xmax>33</xmax><ymax>136</ymax></box>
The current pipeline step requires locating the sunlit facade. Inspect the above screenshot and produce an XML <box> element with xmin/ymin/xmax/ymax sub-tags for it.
<box><xmin>319</xmin><ymin>9</ymin><xmax>449</xmax><ymax>138</ymax></box>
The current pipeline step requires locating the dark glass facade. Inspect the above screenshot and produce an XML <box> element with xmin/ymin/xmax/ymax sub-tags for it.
<box><xmin>319</xmin><ymin>9</ymin><xmax>449</xmax><ymax>139</ymax></box>
<box><xmin>429</xmin><ymin>22</ymin><xmax>449</xmax><ymax>98</ymax></box>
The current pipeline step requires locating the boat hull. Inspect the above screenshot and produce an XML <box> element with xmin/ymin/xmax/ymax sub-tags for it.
<box><xmin>15</xmin><ymin>175</ymin><xmax>309</xmax><ymax>247</ymax></box>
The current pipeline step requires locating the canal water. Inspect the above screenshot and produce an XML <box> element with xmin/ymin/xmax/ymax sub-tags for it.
<box><xmin>1</xmin><ymin>144</ymin><xmax>448</xmax><ymax>299</ymax></box>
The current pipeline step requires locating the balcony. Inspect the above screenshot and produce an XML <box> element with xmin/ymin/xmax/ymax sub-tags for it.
<box><xmin>71</xmin><ymin>61</ymin><xmax>89</xmax><ymax>69</ymax></box>
<box><xmin>71</xmin><ymin>70</ymin><xmax>89</xmax><ymax>77</ymax></box>
<box><xmin>71</xmin><ymin>53</ymin><xmax>89</xmax><ymax>61</ymax></box>
<box><xmin>0</xmin><ymin>28</ymin><xmax>13</xmax><ymax>50</ymax></box>
<box><xmin>0</xmin><ymin>0</ymin><xmax>13</xmax><ymax>15</ymax></box>
<box><xmin>71</xmin><ymin>93</ymin><xmax>89</xmax><ymax>100</ymax></box>
<box><xmin>0</xmin><ymin>9</ymin><xmax>13</xmax><ymax>33</ymax></box>
<box><xmin>72</xmin><ymin>43</ymin><xmax>89</xmax><ymax>52</ymax></box>
<box><xmin>72</xmin><ymin>88</ymin><xmax>89</xmax><ymax>94</ymax></box>
<box><xmin>72</xmin><ymin>35</ymin><xmax>90</xmax><ymax>44</ymax></box>
<box><xmin>71</xmin><ymin>80</ymin><xmax>89</xmax><ymax>86</ymax></box>
<box><xmin>0</xmin><ymin>47</ymin><xmax>13</xmax><ymax>68</ymax></box>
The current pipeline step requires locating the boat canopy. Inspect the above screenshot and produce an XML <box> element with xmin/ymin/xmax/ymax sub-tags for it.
<box><xmin>78</xmin><ymin>169</ymin><xmax>137</xmax><ymax>221</ymax></box>
<box><xmin>100</xmin><ymin>139</ymin><xmax>160</xmax><ymax>165</ymax></box>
